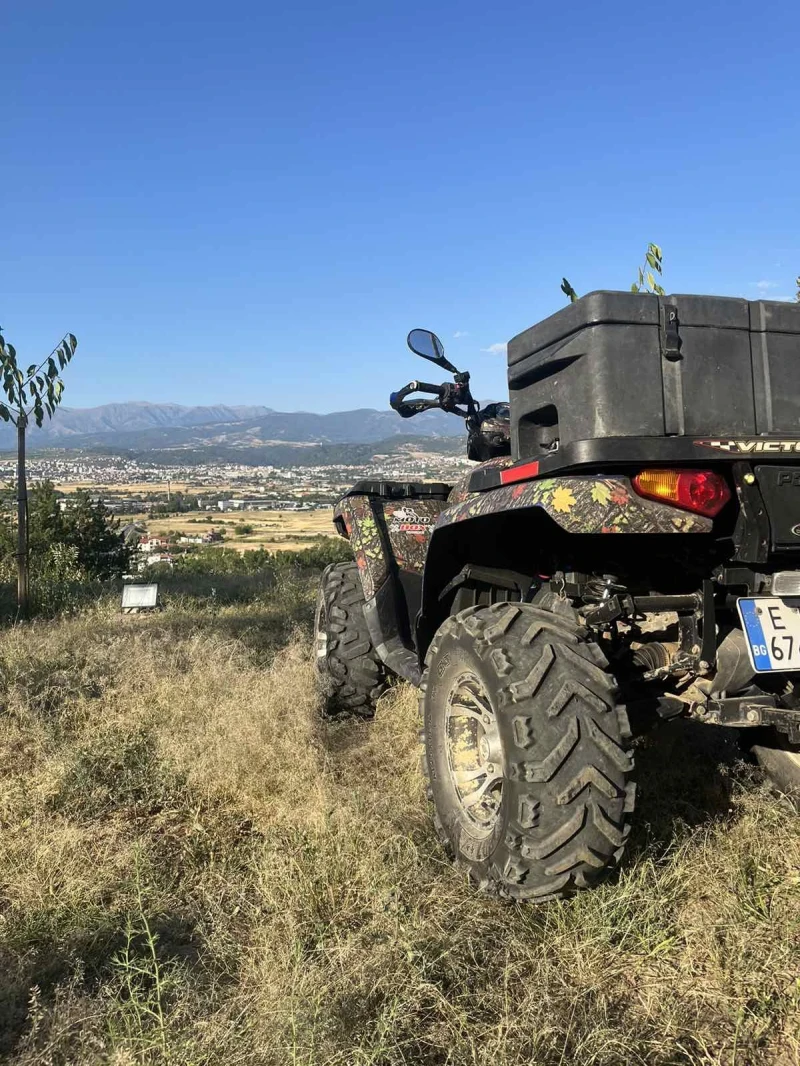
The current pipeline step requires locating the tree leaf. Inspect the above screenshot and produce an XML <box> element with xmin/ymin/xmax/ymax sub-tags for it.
<box><xmin>560</xmin><ymin>278</ymin><xmax>579</xmax><ymax>303</ymax></box>
<box><xmin>651</xmin><ymin>243</ymin><xmax>662</xmax><ymax>259</ymax></box>
<box><xmin>26</xmin><ymin>364</ymin><xmax>37</xmax><ymax>377</ymax></box>
<box><xmin>0</xmin><ymin>405</ymin><xmax>10</xmax><ymax>422</ymax></box>
<box><xmin>68</xmin><ymin>333</ymin><xmax>77</xmax><ymax>352</ymax></box>
<box><xmin>8</xmin><ymin>343</ymin><xmax>16</xmax><ymax>361</ymax></box>
<box><xmin>646</xmin><ymin>252</ymin><xmax>657</xmax><ymax>269</ymax></box>
<box><xmin>47</xmin><ymin>358</ymin><xmax>58</xmax><ymax>379</ymax></box>
<box><xmin>630</xmin><ymin>283</ymin><xmax>640</xmax><ymax>293</ymax></box>
<box><xmin>638</xmin><ymin>267</ymin><xmax>644</xmax><ymax>285</ymax></box>
<box><xmin>647</xmin><ymin>271</ymin><xmax>656</xmax><ymax>290</ymax></box>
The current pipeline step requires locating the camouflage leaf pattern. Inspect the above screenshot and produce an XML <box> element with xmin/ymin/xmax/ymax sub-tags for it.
<box><xmin>333</xmin><ymin>472</ymin><xmax>711</xmax><ymax>601</ymax></box>
<box><xmin>333</xmin><ymin>496</ymin><xmax>390</xmax><ymax>600</ymax></box>
<box><xmin>333</xmin><ymin>496</ymin><xmax>445</xmax><ymax>599</ymax></box>
<box><xmin>435</xmin><ymin>475</ymin><xmax>713</xmax><ymax>534</ymax></box>
<box><xmin>447</xmin><ymin>456</ymin><xmax>515</xmax><ymax>505</ymax></box>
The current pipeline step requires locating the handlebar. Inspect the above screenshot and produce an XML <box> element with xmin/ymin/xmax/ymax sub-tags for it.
<box><xmin>389</xmin><ymin>380</ymin><xmax>444</xmax><ymax>418</ymax></box>
<box><xmin>389</xmin><ymin>378</ymin><xmax>475</xmax><ymax>419</ymax></box>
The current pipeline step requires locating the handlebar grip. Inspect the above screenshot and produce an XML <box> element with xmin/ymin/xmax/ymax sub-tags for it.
<box><xmin>392</xmin><ymin>399</ymin><xmax>441</xmax><ymax>418</ymax></box>
<box><xmin>390</xmin><ymin>380</ymin><xmax>444</xmax><ymax>411</ymax></box>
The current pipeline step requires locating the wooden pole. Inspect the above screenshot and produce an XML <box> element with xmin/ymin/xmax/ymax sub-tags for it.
<box><xmin>16</xmin><ymin>415</ymin><xmax>29</xmax><ymax>615</ymax></box>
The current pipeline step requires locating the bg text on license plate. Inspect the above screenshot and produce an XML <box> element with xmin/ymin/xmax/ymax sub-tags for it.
<box><xmin>737</xmin><ymin>596</ymin><xmax>800</xmax><ymax>672</ymax></box>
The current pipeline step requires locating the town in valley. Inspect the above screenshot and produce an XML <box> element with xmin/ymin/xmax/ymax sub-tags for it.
<box><xmin>0</xmin><ymin>445</ymin><xmax>471</xmax><ymax>569</ymax></box>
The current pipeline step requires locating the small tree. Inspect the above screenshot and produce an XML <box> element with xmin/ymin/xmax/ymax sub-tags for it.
<box><xmin>562</xmin><ymin>242</ymin><xmax>665</xmax><ymax>303</ymax></box>
<box><xmin>0</xmin><ymin>328</ymin><xmax>77</xmax><ymax>613</ymax></box>
<box><xmin>62</xmin><ymin>490</ymin><xmax>131</xmax><ymax>578</ymax></box>
<box><xmin>629</xmin><ymin>243</ymin><xmax>665</xmax><ymax>295</ymax></box>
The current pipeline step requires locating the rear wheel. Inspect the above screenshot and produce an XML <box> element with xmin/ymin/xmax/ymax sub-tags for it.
<box><xmin>315</xmin><ymin>562</ymin><xmax>387</xmax><ymax>718</ymax></box>
<box><xmin>421</xmin><ymin>600</ymin><xmax>635</xmax><ymax>900</ymax></box>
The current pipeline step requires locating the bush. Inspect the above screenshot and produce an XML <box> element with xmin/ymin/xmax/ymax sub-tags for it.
<box><xmin>0</xmin><ymin>484</ymin><xmax>131</xmax><ymax>618</ymax></box>
<box><xmin>233</xmin><ymin>524</ymin><xmax>255</xmax><ymax>536</ymax></box>
<box><xmin>170</xmin><ymin>539</ymin><xmax>351</xmax><ymax>577</ymax></box>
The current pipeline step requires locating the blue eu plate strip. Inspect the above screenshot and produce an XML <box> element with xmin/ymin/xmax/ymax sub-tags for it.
<box><xmin>738</xmin><ymin>599</ymin><xmax>771</xmax><ymax>671</ymax></box>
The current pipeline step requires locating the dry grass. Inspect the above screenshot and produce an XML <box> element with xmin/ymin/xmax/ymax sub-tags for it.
<box><xmin>1</xmin><ymin>574</ymin><xmax>799</xmax><ymax>1064</ymax></box>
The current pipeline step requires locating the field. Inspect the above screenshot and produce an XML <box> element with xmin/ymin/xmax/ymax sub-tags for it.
<box><xmin>1</xmin><ymin>561</ymin><xmax>799</xmax><ymax>1064</ymax></box>
<box><xmin>138</xmin><ymin>508</ymin><xmax>338</xmax><ymax>553</ymax></box>
<box><xmin>52</xmin><ymin>479</ymin><xmax>340</xmax><ymax>553</ymax></box>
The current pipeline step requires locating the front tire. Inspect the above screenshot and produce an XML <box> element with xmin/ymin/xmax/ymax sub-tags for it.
<box><xmin>421</xmin><ymin>600</ymin><xmax>635</xmax><ymax>900</ymax></box>
<box><xmin>315</xmin><ymin>562</ymin><xmax>387</xmax><ymax>718</ymax></box>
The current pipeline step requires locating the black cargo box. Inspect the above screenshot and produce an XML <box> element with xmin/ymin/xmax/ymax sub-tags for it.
<box><xmin>507</xmin><ymin>291</ymin><xmax>800</xmax><ymax>463</ymax></box>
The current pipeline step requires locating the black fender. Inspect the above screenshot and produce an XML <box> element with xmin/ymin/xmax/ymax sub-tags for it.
<box><xmin>415</xmin><ymin>476</ymin><xmax>713</xmax><ymax>665</ymax></box>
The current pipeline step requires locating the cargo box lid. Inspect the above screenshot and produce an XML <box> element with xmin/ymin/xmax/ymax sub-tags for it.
<box><xmin>506</xmin><ymin>291</ymin><xmax>796</xmax><ymax>368</ymax></box>
<box><xmin>750</xmin><ymin>299</ymin><xmax>800</xmax><ymax>334</ymax></box>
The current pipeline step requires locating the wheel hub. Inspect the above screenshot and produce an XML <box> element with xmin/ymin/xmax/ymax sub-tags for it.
<box><xmin>314</xmin><ymin>592</ymin><xmax>328</xmax><ymax>661</ymax></box>
<box><xmin>445</xmin><ymin>672</ymin><xmax>505</xmax><ymax>834</ymax></box>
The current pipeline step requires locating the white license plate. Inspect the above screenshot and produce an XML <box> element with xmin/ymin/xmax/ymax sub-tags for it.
<box><xmin>738</xmin><ymin>597</ymin><xmax>800</xmax><ymax>672</ymax></box>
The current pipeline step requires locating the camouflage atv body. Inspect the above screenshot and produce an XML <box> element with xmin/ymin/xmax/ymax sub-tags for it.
<box><xmin>316</xmin><ymin>306</ymin><xmax>800</xmax><ymax>902</ymax></box>
<box><xmin>330</xmin><ymin>466</ymin><xmax>710</xmax><ymax>684</ymax></box>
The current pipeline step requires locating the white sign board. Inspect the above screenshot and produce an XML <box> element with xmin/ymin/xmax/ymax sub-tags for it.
<box><xmin>122</xmin><ymin>584</ymin><xmax>159</xmax><ymax>610</ymax></box>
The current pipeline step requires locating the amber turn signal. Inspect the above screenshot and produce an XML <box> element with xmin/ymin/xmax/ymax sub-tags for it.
<box><xmin>631</xmin><ymin>469</ymin><xmax>731</xmax><ymax>518</ymax></box>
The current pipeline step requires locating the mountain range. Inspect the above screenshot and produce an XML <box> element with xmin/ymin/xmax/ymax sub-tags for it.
<box><xmin>0</xmin><ymin>400</ymin><xmax>462</xmax><ymax>452</ymax></box>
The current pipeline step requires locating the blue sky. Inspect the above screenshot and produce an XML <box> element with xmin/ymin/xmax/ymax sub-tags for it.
<box><xmin>2</xmin><ymin>0</ymin><xmax>799</xmax><ymax>413</ymax></box>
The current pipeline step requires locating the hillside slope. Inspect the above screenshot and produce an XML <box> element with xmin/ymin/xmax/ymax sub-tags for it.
<box><xmin>0</xmin><ymin>401</ymin><xmax>462</xmax><ymax>449</ymax></box>
<box><xmin>1</xmin><ymin>568</ymin><xmax>798</xmax><ymax>1064</ymax></box>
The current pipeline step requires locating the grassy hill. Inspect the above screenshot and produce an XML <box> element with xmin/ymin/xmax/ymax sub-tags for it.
<box><xmin>0</xmin><ymin>559</ymin><xmax>799</xmax><ymax>1064</ymax></box>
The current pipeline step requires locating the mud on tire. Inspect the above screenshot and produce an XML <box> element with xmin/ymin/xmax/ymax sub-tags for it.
<box><xmin>315</xmin><ymin>562</ymin><xmax>387</xmax><ymax>718</ymax></box>
<box><xmin>421</xmin><ymin>600</ymin><xmax>635</xmax><ymax>901</ymax></box>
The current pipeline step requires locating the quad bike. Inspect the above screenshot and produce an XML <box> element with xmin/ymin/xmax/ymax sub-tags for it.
<box><xmin>315</xmin><ymin>292</ymin><xmax>800</xmax><ymax>901</ymax></box>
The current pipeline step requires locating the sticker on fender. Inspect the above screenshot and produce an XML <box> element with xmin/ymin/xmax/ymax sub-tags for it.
<box><xmin>737</xmin><ymin>596</ymin><xmax>800</xmax><ymax>672</ymax></box>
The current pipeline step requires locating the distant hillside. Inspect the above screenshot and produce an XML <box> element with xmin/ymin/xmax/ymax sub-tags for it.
<box><xmin>65</xmin><ymin>435</ymin><xmax>466</xmax><ymax>468</ymax></box>
<box><xmin>29</xmin><ymin>402</ymin><xmax>275</xmax><ymax>438</ymax></box>
<box><xmin>0</xmin><ymin>400</ymin><xmax>462</xmax><ymax>449</ymax></box>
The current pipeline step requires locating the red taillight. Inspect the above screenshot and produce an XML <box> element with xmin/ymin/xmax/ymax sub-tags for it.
<box><xmin>500</xmin><ymin>460</ymin><xmax>540</xmax><ymax>486</ymax></box>
<box><xmin>632</xmin><ymin>469</ymin><xmax>731</xmax><ymax>518</ymax></box>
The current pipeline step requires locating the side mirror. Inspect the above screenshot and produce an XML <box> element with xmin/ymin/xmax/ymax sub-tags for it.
<box><xmin>407</xmin><ymin>329</ymin><xmax>458</xmax><ymax>373</ymax></box>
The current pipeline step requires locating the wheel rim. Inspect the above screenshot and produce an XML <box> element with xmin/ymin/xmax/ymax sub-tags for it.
<box><xmin>314</xmin><ymin>587</ymin><xmax>328</xmax><ymax>662</ymax></box>
<box><xmin>445</xmin><ymin>671</ymin><xmax>504</xmax><ymax>835</ymax></box>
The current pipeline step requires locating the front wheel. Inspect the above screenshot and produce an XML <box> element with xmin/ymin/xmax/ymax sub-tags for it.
<box><xmin>315</xmin><ymin>562</ymin><xmax>387</xmax><ymax>718</ymax></box>
<box><xmin>420</xmin><ymin>600</ymin><xmax>635</xmax><ymax>901</ymax></box>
